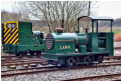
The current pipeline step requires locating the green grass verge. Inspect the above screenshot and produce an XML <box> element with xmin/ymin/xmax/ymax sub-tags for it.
<box><xmin>113</xmin><ymin>31</ymin><xmax>121</xmax><ymax>34</ymax></box>
<box><xmin>112</xmin><ymin>28</ymin><xmax>121</xmax><ymax>34</ymax></box>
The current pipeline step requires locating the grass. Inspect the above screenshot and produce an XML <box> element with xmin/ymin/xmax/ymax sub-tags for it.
<box><xmin>113</xmin><ymin>31</ymin><xmax>121</xmax><ymax>34</ymax></box>
<box><xmin>112</xmin><ymin>27</ymin><xmax>121</xmax><ymax>34</ymax></box>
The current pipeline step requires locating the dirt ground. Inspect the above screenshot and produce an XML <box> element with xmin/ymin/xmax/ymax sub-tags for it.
<box><xmin>114</xmin><ymin>34</ymin><xmax>121</xmax><ymax>41</ymax></box>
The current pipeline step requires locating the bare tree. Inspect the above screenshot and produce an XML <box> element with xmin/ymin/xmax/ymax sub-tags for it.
<box><xmin>16</xmin><ymin>1</ymin><xmax>94</xmax><ymax>32</ymax></box>
<box><xmin>1</xmin><ymin>10</ymin><xmax>30</xmax><ymax>23</ymax></box>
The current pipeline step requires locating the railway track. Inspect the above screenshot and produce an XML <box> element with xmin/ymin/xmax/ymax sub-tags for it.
<box><xmin>1</xmin><ymin>56</ymin><xmax>47</xmax><ymax>66</ymax></box>
<box><xmin>62</xmin><ymin>73</ymin><xmax>121</xmax><ymax>81</ymax></box>
<box><xmin>1</xmin><ymin>56</ymin><xmax>43</xmax><ymax>64</ymax></box>
<box><xmin>104</xmin><ymin>56</ymin><xmax>121</xmax><ymax>60</ymax></box>
<box><xmin>1</xmin><ymin>55</ymin><xmax>121</xmax><ymax>69</ymax></box>
<box><xmin>1</xmin><ymin>52</ymin><xmax>121</xmax><ymax>80</ymax></box>
<box><xmin>2</xmin><ymin>61</ymin><xmax>121</xmax><ymax>78</ymax></box>
<box><xmin>2</xmin><ymin>55</ymin><xmax>121</xmax><ymax>62</ymax></box>
<box><xmin>1</xmin><ymin>61</ymin><xmax>47</xmax><ymax>66</ymax></box>
<box><xmin>2</xmin><ymin>55</ymin><xmax>121</xmax><ymax>61</ymax></box>
<box><xmin>2</xmin><ymin>60</ymin><xmax>121</xmax><ymax>72</ymax></box>
<box><xmin>1</xmin><ymin>55</ymin><xmax>41</xmax><ymax>59</ymax></box>
<box><xmin>114</xmin><ymin>47</ymin><xmax>121</xmax><ymax>49</ymax></box>
<box><xmin>2</xmin><ymin>60</ymin><xmax>121</xmax><ymax>74</ymax></box>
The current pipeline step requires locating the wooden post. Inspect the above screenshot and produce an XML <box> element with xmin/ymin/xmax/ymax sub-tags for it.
<box><xmin>61</xmin><ymin>20</ymin><xmax>64</xmax><ymax>28</ymax></box>
<box><xmin>88</xmin><ymin>1</ymin><xmax>91</xmax><ymax>16</ymax></box>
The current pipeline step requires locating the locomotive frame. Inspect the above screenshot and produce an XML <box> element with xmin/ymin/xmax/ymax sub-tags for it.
<box><xmin>43</xmin><ymin>16</ymin><xmax>114</xmax><ymax>67</ymax></box>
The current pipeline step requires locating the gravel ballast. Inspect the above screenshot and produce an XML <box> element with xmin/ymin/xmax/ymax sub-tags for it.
<box><xmin>2</xmin><ymin>65</ymin><xmax>121</xmax><ymax>81</ymax></box>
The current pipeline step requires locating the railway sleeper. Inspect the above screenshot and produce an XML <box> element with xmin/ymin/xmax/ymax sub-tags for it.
<box><xmin>41</xmin><ymin>62</ymin><xmax>48</xmax><ymax>66</ymax></box>
<box><xmin>9</xmin><ymin>65</ymin><xmax>16</xmax><ymax>69</ymax></box>
<box><xmin>23</xmin><ymin>64</ymin><xmax>29</xmax><ymax>68</ymax></box>
<box><xmin>29</xmin><ymin>64</ymin><xmax>37</xmax><ymax>67</ymax></box>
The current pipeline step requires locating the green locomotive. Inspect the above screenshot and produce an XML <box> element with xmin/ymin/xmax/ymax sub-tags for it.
<box><xmin>2</xmin><ymin>21</ymin><xmax>45</xmax><ymax>56</ymax></box>
<box><xmin>43</xmin><ymin>16</ymin><xmax>114</xmax><ymax>67</ymax></box>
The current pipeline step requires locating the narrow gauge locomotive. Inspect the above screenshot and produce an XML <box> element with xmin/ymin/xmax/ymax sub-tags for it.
<box><xmin>2</xmin><ymin>21</ymin><xmax>45</xmax><ymax>56</ymax></box>
<box><xmin>43</xmin><ymin>16</ymin><xmax>114</xmax><ymax>67</ymax></box>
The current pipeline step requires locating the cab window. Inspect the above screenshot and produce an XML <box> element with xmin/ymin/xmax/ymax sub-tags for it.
<box><xmin>7</xmin><ymin>23</ymin><xmax>16</xmax><ymax>28</ymax></box>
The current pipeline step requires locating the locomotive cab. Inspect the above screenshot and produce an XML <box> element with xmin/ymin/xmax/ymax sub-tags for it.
<box><xmin>77</xmin><ymin>16</ymin><xmax>113</xmax><ymax>56</ymax></box>
<box><xmin>43</xmin><ymin>16</ymin><xmax>114</xmax><ymax>67</ymax></box>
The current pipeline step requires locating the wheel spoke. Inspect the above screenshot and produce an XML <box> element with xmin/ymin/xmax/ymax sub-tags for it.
<box><xmin>83</xmin><ymin>56</ymin><xmax>94</xmax><ymax>66</ymax></box>
<box><xmin>67</xmin><ymin>57</ymin><xmax>79</xmax><ymax>67</ymax></box>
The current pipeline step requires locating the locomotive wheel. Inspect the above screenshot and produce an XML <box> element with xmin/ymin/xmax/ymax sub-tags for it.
<box><xmin>30</xmin><ymin>51</ymin><xmax>35</xmax><ymax>55</ymax></box>
<box><xmin>21</xmin><ymin>51</ymin><xmax>27</xmax><ymax>56</ymax></box>
<box><xmin>67</xmin><ymin>57</ymin><xmax>79</xmax><ymax>67</ymax></box>
<box><xmin>16</xmin><ymin>53</ymin><xmax>20</xmax><ymax>56</ymax></box>
<box><xmin>83</xmin><ymin>56</ymin><xmax>94</xmax><ymax>66</ymax></box>
<box><xmin>16</xmin><ymin>51</ymin><xmax>27</xmax><ymax>57</ymax></box>
<box><xmin>36</xmin><ymin>51</ymin><xmax>41</xmax><ymax>57</ymax></box>
<box><xmin>97</xmin><ymin>55</ymin><xmax>103</xmax><ymax>63</ymax></box>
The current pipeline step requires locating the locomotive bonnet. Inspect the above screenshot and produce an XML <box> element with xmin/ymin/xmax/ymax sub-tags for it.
<box><xmin>45</xmin><ymin>32</ymin><xmax>88</xmax><ymax>54</ymax></box>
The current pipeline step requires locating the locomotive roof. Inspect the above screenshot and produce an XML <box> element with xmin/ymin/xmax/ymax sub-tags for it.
<box><xmin>77</xmin><ymin>16</ymin><xmax>114</xmax><ymax>21</ymax></box>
